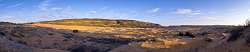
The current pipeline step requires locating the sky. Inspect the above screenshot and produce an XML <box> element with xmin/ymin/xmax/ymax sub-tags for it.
<box><xmin>0</xmin><ymin>0</ymin><xmax>250</xmax><ymax>25</ymax></box>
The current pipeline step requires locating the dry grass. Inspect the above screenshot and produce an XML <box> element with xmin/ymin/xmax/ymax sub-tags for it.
<box><xmin>30</xmin><ymin>23</ymin><xmax>167</xmax><ymax>35</ymax></box>
<box><xmin>140</xmin><ymin>38</ymin><xmax>187</xmax><ymax>48</ymax></box>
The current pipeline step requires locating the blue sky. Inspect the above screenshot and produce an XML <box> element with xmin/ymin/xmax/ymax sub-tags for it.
<box><xmin>0</xmin><ymin>0</ymin><xmax>250</xmax><ymax>25</ymax></box>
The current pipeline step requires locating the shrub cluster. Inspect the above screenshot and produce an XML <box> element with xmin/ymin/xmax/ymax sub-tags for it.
<box><xmin>177</xmin><ymin>32</ymin><xmax>195</xmax><ymax>38</ymax></box>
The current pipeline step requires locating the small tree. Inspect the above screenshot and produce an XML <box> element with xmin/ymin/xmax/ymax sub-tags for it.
<box><xmin>245</xmin><ymin>19</ymin><xmax>250</xmax><ymax>27</ymax></box>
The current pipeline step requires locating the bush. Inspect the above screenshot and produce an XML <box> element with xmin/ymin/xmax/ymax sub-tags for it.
<box><xmin>227</xmin><ymin>28</ymin><xmax>242</xmax><ymax>42</ymax></box>
<box><xmin>17</xmin><ymin>41</ymin><xmax>27</xmax><ymax>45</ymax></box>
<box><xmin>204</xmin><ymin>38</ymin><xmax>213</xmax><ymax>42</ymax></box>
<box><xmin>48</xmin><ymin>33</ymin><xmax>54</xmax><ymax>35</ymax></box>
<box><xmin>184</xmin><ymin>32</ymin><xmax>195</xmax><ymax>38</ymax></box>
<box><xmin>73</xmin><ymin>30</ymin><xmax>79</xmax><ymax>33</ymax></box>
<box><xmin>245</xmin><ymin>36</ymin><xmax>250</xmax><ymax>44</ymax></box>
<box><xmin>0</xmin><ymin>32</ymin><xmax>5</xmax><ymax>36</ymax></box>
<box><xmin>177</xmin><ymin>32</ymin><xmax>195</xmax><ymax>38</ymax></box>
<box><xmin>177</xmin><ymin>32</ymin><xmax>184</xmax><ymax>36</ymax></box>
<box><xmin>200</xmin><ymin>32</ymin><xmax>209</xmax><ymax>36</ymax></box>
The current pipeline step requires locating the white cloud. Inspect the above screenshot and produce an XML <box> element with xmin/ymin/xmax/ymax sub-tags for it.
<box><xmin>152</xmin><ymin>8</ymin><xmax>160</xmax><ymax>12</ymax></box>
<box><xmin>38</xmin><ymin>0</ymin><xmax>50</xmax><ymax>11</ymax></box>
<box><xmin>191</xmin><ymin>13</ymin><xmax>201</xmax><ymax>15</ymax></box>
<box><xmin>248</xmin><ymin>9</ymin><xmax>250</xmax><ymax>12</ymax></box>
<box><xmin>35</xmin><ymin>0</ymin><xmax>78</xmax><ymax>19</ymax></box>
<box><xmin>35</xmin><ymin>6</ymin><xmax>76</xmax><ymax>19</ymax></box>
<box><xmin>89</xmin><ymin>11</ymin><xmax>97</xmax><ymax>14</ymax></box>
<box><xmin>51</xmin><ymin>7</ymin><xmax>63</xmax><ymax>10</ymax></box>
<box><xmin>175</xmin><ymin>8</ymin><xmax>192</xmax><ymax>14</ymax></box>
<box><xmin>199</xmin><ymin>16</ymin><xmax>218</xmax><ymax>20</ymax></box>
<box><xmin>85</xmin><ymin>11</ymin><xmax>97</xmax><ymax>16</ymax></box>
<box><xmin>175</xmin><ymin>8</ymin><xmax>201</xmax><ymax>15</ymax></box>
<box><xmin>100</xmin><ymin>7</ymin><xmax>109</xmax><ymax>10</ymax></box>
<box><xmin>148</xmin><ymin>8</ymin><xmax>160</xmax><ymax>13</ymax></box>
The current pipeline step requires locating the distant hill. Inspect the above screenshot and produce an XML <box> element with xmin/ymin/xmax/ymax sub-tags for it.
<box><xmin>0</xmin><ymin>22</ymin><xmax>16</xmax><ymax>25</ymax></box>
<box><xmin>34</xmin><ymin>18</ymin><xmax>162</xmax><ymax>28</ymax></box>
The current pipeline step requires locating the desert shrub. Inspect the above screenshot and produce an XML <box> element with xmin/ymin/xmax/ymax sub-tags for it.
<box><xmin>73</xmin><ymin>30</ymin><xmax>79</xmax><ymax>33</ymax></box>
<box><xmin>204</xmin><ymin>38</ymin><xmax>213</xmax><ymax>42</ymax></box>
<box><xmin>200</xmin><ymin>32</ymin><xmax>209</xmax><ymax>36</ymax></box>
<box><xmin>68</xmin><ymin>45</ymin><xmax>99</xmax><ymax>52</ymax></box>
<box><xmin>17</xmin><ymin>41</ymin><xmax>27</xmax><ymax>45</ymax></box>
<box><xmin>0</xmin><ymin>32</ymin><xmax>5</xmax><ymax>36</ymax></box>
<box><xmin>8</xmin><ymin>38</ymin><xmax>13</xmax><ymax>41</ymax></box>
<box><xmin>245</xmin><ymin>35</ymin><xmax>250</xmax><ymax>44</ymax></box>
<box><xmin>227</xmin><ymin>19</ymin><xmax>247</xmax><ymax>42</ymax></box>
<box><xmin>185</xmin><ymin>32</ymin><xmax>195</xmax><ymax>38</ymax></box>
<box><xmin>177</xmin><ymin>32</ymin><xmax>195</xmax><ymax>38</ymax></box>
<box><xmin>48</xmin><ymin>33</ymin><xmax>54</xmax><ymax>35</ymax></box>
<box><xmin>177</xmin><ymin>32</ymin><xmax>184</xmax><ymax>36</ymax></box>
<box><xmin>227</xmin><ymin>28</ymin><xmax>242</xmax><ymax>42</ymax></box>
